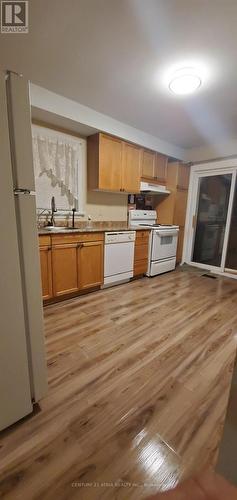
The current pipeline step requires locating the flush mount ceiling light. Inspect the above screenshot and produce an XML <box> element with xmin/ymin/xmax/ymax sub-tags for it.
<box><xmin>168</xmin><ymin>67</ymin><xmax>202</xmax><ymax>95</ymax></box>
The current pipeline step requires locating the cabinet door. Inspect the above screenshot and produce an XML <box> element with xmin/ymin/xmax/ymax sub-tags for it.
<box><xmin>173</xmin><ymin>190</ymin><xmax>188</xmax><ymax>226</ymax></box>
<box><xmin>134</xmin><ymin>243</ymin><xmax>149</xmax><ymax>262</ymax></box>
<box><xmin>134</xmin><ymin>231</ymin><xmax>149</xmax><ymax>276</ymax></box>
<box><xmin>39</xmin><ymin>246</ymin><xmax>53</xmax><ymax>300</ymax></box>
<box><xmin>99</xmin><ymin>134</ymin><xmax>122</xmax><ymax>191</ymax></box>
<box><xmin>141</xmin><ymin>149</ymin><xmax>155</xmax><ymax>179</ymax></box>
<box><xmin>154</xmin><ymin>153</ymin><xmax>168</xmax><ymax>184</ymax></box>
<box><xmin>52</xmin><ymin>243</ymin><xmax>79</xmax><ymax>297</ymax></box>
<box><xmin>78</xmin><ymin>241</ymin><xmax>103</xmax><ymax>290</ymax></box>
<box><xmin>177</xmin><ymin>163</ymin><xmax>190</xmax><ymax>190</ymax></box>
<box><xmin>122</xmin><ymin>142</ymin><xmax>141</xmax><ymax>193</ymax></box>
<box><xmin>156</xmin><ymin>192</ymin><xmax>176</xmax><ymax>225</ymax></box>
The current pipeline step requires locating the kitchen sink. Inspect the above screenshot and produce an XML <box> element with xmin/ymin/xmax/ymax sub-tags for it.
<box><xmin>43</xmin><ymin>226</ymin><xmax>68</xmax><ymax>231</ymax></box>
<box><xmin>43</xmin><ymin>226</ymin><xmax>80</xmax><ymax>231</ymax></box>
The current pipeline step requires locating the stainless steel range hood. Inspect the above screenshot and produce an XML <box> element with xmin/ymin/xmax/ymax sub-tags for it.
<box><xmin>140</xmin><ymin>181</ymin><xmax>170</xmax><ymax>194</ymax></box>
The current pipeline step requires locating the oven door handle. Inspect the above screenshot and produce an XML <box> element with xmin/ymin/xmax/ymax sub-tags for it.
<box><xmin>155</xmin><ymin>229</ymin><xmax>179</xmax><ymax>237</ymax></box>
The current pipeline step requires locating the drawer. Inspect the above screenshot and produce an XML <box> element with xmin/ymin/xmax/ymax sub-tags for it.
<box><xmin>134</xmin><ymin>259</ymin><xmax>148</xmax><ymax>276</ymax></box>
<box><xmin>51</xmin><ymin>232</ymin><xmax>104</xmax><ymax>245</ymax></box>
<box><xmin>134</xmin><ymin>243</ymin><xmax>149</xmax><ymax>261</ymax></box>
<box><xmin>39</xmin><ymin>235</ymin><xmax>51</xmax><ymax>247</ymax></box>
<box><xmin>135</xmin><ymin>230</ymin><xmax>150</xmax><ymax>241</ymax></box>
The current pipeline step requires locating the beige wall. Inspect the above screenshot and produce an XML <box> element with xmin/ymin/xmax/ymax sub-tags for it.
<box><xmin>86</xmin><ymin>191</ymin><xmax>128</xmax><ymax>221</ymax></box>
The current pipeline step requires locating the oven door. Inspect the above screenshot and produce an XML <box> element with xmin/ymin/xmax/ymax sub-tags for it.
<box><xmin>151</xmin><ymin>229</ymin><xmax>179</xmax><ymax>261</ymax></box>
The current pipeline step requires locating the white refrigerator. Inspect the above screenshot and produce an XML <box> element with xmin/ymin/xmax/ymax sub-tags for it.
<box><xmin>0</xmin><ymin>70</ymin><xmax>47</xmax><ymax>431</ymax></box>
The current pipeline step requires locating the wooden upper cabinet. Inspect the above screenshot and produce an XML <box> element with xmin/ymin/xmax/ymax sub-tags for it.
<box><xmin>141</xmin><ymin>149</ymin><xmax>156</xmax><ymax>179</ymax></box>
<box><xmin>99</xmin><ymin>134</ymin><xmax>122</xmax><ymax>191</ymax></box>
<box><xmin>166</xmin><ymin>162</ymin><xmax>190</xmax><ymax>191</ymax></box>
<box><xmin>78</xmin><ymin>240</ymin><xmax>104</xmax><ymax>290</ymax></box>
<box><xmin>177</xmin><ymin>163</ymin><xmax>190</xmax><ymax>190</ymax></box>
<box><xmin>88</xmin><ymin>132</ymin><xmax>168</xmax><ymax>193</ymax></box>
<box><xmin>88</xmin><ymin>133</ymin><xmax>122</xmax><ymax>192</ymax></box>
<box><xmin>121</xmin><ymin>142</ymin><xmax>141</xmax><ymax>193</ymax></box>
<box><xmin>154</xmin><ymin>153</ymin><xmax>168</xmax><ymax>184</ymax></box>
<box><xmin>39</xmin><ymin>236</ymin><xmax>53</xmax><ymax>301</ymax></box>
<box><xmin>141</xmin><ymin>150</ymin><xmax>168</xmax><ymax>185</ymax></box>
<box><xmin>52</xmin><ymin>242</ymin><xmax>79</xmax><ymax>297</ymax></box>
<box><xmin>88</xmin><ymin>133</ymin><xmax>141</xmax><ymax>193</ymax></box>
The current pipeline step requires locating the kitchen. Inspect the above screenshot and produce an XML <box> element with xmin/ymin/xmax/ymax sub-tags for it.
<box><xmin>1</xmin><ymin>1</ymin><xmax>237</xmax><ymax>499</ymax></box>
<box><xmin>36</xmin><ymin>126</ymin><xmax>188</xmax><ymax>298</ymax></box>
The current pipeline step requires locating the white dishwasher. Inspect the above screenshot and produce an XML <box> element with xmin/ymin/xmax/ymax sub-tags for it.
<box><xmin>104</xmin><ymin>231</ymin><xmax>136</xmax><ymax>287</ymax></box>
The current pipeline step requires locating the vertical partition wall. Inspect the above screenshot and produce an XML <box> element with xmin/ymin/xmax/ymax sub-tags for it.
<box><xmin>183</xmin><ymin>159</ymin><xmax>237</xmax><ymax>277</ymax></box>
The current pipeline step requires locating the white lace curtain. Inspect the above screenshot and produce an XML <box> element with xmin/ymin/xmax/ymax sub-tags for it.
<box><xmin>32</xmin><ymin>129</ymin><xmax>80</xmax><ymax>201</ymax></box>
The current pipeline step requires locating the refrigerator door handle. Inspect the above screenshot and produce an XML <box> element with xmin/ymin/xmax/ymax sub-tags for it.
<box><xmin>14</xmin><ymin>188</ymin><xmax>35</xmax><ymax>195</ymax></box>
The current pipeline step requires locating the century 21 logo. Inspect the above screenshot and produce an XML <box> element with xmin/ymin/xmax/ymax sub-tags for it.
<box><xmin>1</xmin><ymin>1</ymin><xmax>28</xmax><ymax>33</ymax></box>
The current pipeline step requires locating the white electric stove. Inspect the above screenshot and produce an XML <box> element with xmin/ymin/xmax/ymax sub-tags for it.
<box><xmin>129</xmin><ymin>210</ymin><xmax>179</xmax><ymax>276</ymax></box>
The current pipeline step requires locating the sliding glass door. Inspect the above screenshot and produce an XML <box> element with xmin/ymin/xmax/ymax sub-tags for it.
<box><xmin>192</xmin><ymin>174</ymin><xmax>232</xmax><ymax>267</ymax></box>
<box><xmin>225</xmin><ymin>178</ymin><xmax>237</xmax><ymax>272</ymax></box>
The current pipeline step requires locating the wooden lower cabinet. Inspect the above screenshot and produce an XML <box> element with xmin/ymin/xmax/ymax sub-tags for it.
<box><xmin>39</xmin><ymin>245</ymin><xmax>53</xmax><ymax>300</ymax></box>
<box><xmin>39</xmin><ymin>233</ymin><xmax>104</xmax><ymax>302</ymax></box>
<box><xmin>134</xmin><ymin>242</ymin><xmax>149</xmax><ymax>261</ymax></box>
<box><xmin>134</xmin><ymin>230</ymin><xmax>150</xmax><ymax>276</ymax></box>
<box><xmin>78</xmin><ymin>241</ymin><xmax>104</xmax><ymax>290</ymax></box>
<box><xmin>52</xmin><ymin>243</ymin><xmax>79</xmax><ymax>297</ymax></box>
<box><xmin>134</xmin><ymin>259</ymin><xmax>148</xmax><ymax>276</ymax></box>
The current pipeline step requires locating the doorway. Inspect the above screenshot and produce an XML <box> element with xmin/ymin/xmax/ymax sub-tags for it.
<box><xmin>184</xmin><ymin>160</ymin><xmax>237</xmax><ymax>277</ymax></box>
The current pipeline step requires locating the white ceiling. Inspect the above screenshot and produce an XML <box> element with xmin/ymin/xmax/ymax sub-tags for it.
<box><xmin>2</xmin><ymin>0</ymin><xmax>237</xmax><ymax>156</ymax></box>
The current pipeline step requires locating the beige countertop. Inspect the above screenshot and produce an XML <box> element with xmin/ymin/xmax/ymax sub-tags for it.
<box><xmin>38</xmin><ymin>225</ymin><xmax>151</xmax><ymax>235</ymax></box>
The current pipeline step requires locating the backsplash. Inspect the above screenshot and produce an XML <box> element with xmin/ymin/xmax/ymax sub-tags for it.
<box><xmin>37</xmin><ymin>212</ymin><xmax>128</xmax><ymax>230</ymax></box>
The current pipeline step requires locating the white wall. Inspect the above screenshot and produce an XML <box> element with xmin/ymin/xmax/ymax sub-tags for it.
<box><xmin>186</xmin><ymin>141</ymin><xmax>237</xmax><ymax>163</ymax></box>
<box><xmin>30</xmin><ymin>83</ymin><xmax>185</xmax><ymax>161</ymax></box>
<box><xmin>30</xmin><ymin>85</ymin><xmax>237</xmax><ymax>164</ymax></box>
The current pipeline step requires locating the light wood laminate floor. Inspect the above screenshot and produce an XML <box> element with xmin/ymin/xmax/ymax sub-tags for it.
<box><xmin>1</xmin><ymin>268</ymin><xmax>237</xmax><ymax>499</ymax></box>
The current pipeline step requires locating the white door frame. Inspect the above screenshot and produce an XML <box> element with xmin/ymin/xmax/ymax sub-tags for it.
<box><xmin>182</xmin><ymin>158</ymin><xmax>237</xmax><ymax>278</ymax></box>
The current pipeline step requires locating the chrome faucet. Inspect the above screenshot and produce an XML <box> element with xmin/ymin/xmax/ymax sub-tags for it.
<box><xmin>50</xmin><ymin>196</ymin><xmax>57</xmax><ymax>226</ymax></box>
